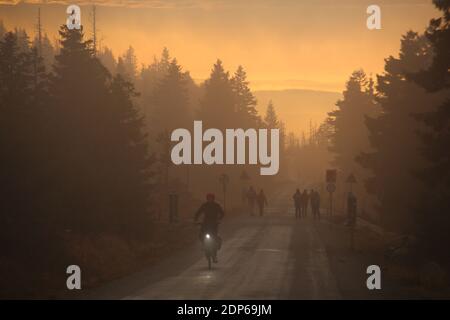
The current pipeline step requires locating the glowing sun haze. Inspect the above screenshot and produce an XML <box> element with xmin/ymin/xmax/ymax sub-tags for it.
<box><xmin>0</xmin><ymin>0</ymin><xmax>438</xmax><ymax>92</ymax></box>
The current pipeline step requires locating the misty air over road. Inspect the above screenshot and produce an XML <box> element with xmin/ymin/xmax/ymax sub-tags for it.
<box><xmin>2</xmin><ymin>0</ymin><xmax>450</xmax><ymax>300</ymax></box>
<box><xmin>85</xmin><ymin>189</ymin><xmax>370</xmax><ymax>300</ymax></box>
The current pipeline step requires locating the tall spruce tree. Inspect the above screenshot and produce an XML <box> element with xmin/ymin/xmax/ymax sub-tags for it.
<box><xmin>198</xmin><ymin>60</ymin><xmax>235</xmax><ymax>129</ymax></box>
<box><xmin>411</xmin><ymin>1</ymin><xmax>450</xmax><ymax>253</ymax></box>
<box><xmin>151</xmin><ymin>58</ymin><xmax>191</xmax><ymax>132</ymax></box>
<box><xmin>264</xmin><ymin>100</ymin><xmax>279</xmax><ymax>129</ymax></box>
<box><xmin>356</xmin><ymin>32</ymin><xmax>441</xmax><ymax>232</ymax></box>
<box><xmin>117</xmin><ymin>46</ymin><xmax>137</xmax><ymax>83</ymax></box>
<box><xmin>0</xmin><ymin>31</ymin><xmax>54</xmax><ymax>267</ymax></box>
<box><xmin>97</xmin><ymin>46</ymin><xmax>116</xmax><ymax>75</ymax></box>
<box><xmin>328</xmin><ymin>70</ymin><xmax>379</xmax><ymax>195</ymax></box>
<box><xmin>50</xmin><ymin>26</ymin><xmax>152</xmax><ymax>236</ymax></box>
<box><xmin>231</xmin><ymin>65</ymin><xmax>259</xmax><ymax>128</ymax></box>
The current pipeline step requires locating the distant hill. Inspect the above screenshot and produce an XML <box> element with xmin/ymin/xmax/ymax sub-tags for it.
<box><xmin>254</xmin><ymin>89</ymin><xmax>341</xmax><ymax>134</ymax></box>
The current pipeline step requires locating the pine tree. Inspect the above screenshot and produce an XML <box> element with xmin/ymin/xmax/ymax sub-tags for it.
<box><xmin>231</xmin><ymin>65</ymin><xmax>259</xmax><ymax>127</ymax></box>
<box><xmin>107</xmin><ymin>75</ymin><xmax>153</xmax><ymax>234</ymax></box>
<box><xmin>151</xmin><ymin>58</ymin><xmax>191</xmax><ymax>132</ymax></box>
<box><xmin>136</xmin><ymin>47</ymin><xmax>202</xmax><ymax>153</ymax></box>
<box><xmin>410</xmin><ymin>1</ymin><xmax>450</xmax><ymax>253</ymax></box>
<box><xmin>199</xmin><ymin>59</ymin><xmax>235</xmax><ymax>129</ymax></box>
<box><xmin>356</xmin><ymin>32</ymin><xmax>439</xmax><ymax>232</ymax></box>
<box><xmin>36</xmin><ymin>7</ymin><xmax>42</xmax><ymax>55</ymax></box>
<box><xmin>327</xmin><ymin>70</ymin><xmax>379</xmax><ymax>196</ymax></box>
<box><xmin>13</xmin><ymin>27</ymin><xmax>30</xmax><ymax>53</ymax></box>
<box><xmin>29</xmin><ymin>46</ymin><xmax>48</xmax><ymax>103</ymax></box>
<box><xmin>264</xmin><ymin>100</ymin><xmax>279</xmax><ymax>129</ymax></box>
<box><xmin>97</xmin><ymin>46</ymin><xmax>116</xmax><ymax>74</ymax></box>
<box><xmin>138</xmin><ymin>48</ymin><xmax>172</xmax><ymax>111</ymax></box>
<box><xmin>160</xmin><ymin>47</ymin><xmax>170</xmax><ymax>70</ymax></box>
<box><xmin>116</xmin><ymin>56</ymin><xmax>126</xmax><ymax>77</ymax></box>
<box><xmin>118</xmin><ymin>46</ymin><xmax>137</xmax><ymax>82</ymax></box>
<box><xmin>286</xmin><ymin>132</ymin><xmax>299</xmax><ymax>152</ymax></box>
<box><xmin>0</xmin><ymin>31</ymin><xmax>53</xmax><ymax>265</ymax></box>
<box><xmin>0</xmin><ymin>32</ymin><xmax>32</xmax><ymax>107</ymax></box>
<box><xmin>50</xmin><ymin>25</ymin><xmax>152</xmax><ymax>236</ymax></box>
<box><xmin>32</xmin><ymin>33</ymin><xmax>55</xmax><ymax>71</ymax></box>
<box><xmin>91</xmin><ymin>5</ymin><xmax>97</xmax><ymax>55</ymax></box>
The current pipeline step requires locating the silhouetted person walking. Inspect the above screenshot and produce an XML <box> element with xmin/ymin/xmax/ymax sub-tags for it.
<box><xmin>301</xmin><ymin>189</ymin><xmax>309</xmax><ymax>218</ymax></box>
<box><xmin>257</xmin><ymin>189</ymin><xmax>268</xmax><ymax>216</ymax></box>
<box><xmin>293</xmin><ymin>189</ymin><xmax>302</xmax><ymax>219</ymax></box>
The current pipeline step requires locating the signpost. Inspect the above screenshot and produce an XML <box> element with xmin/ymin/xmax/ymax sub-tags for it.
<box><xmin>326</xmin><ymin>169</ymin><xmax>337</xmax><ymax>184</ymax></box>
<box><xmin>346</xmin><ymin>173</ymin><xmax>357</xmax><ymax>192</ymax></box>
<box><xmin>345</xmin><ymin>173</ymin><xmax>357</xmax><ymax>250</ymax></box>
<box><xmin>326</xmin><ymin>183</ymin><xmax>336</xmax><ymax>193</ymax></box>
<box><xmin>326</xmin><ymin>169</ymin><xmax>337</xmax><ymax>216</ymax></box>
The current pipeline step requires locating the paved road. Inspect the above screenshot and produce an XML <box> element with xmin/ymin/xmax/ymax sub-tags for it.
<box><xmin>86</xmin><ymin>203</ymin><xmax>341</xmax><ymax>299</ymax></box>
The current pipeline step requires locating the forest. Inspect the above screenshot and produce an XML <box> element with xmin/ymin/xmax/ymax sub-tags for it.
<box><xmin>0</xmin><ymin>0</ymin><xmax>449</xmax><ymax>298</ymax></box>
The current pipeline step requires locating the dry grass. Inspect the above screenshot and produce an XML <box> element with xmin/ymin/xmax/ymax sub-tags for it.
<box><xmin>1</xmin><ymin>219</ymin><xmax>198</xmax><ymax>299</ymax></box>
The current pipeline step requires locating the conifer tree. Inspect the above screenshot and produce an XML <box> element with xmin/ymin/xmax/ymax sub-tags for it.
<box><xmin>151</xmin><ymin>59</ymin><xmax>191</xmax><ymax>132</ymax></box>
<box><xmin>50</xmin><ymin>26</ymin><xmax>152</xmax><ymax>236</ymax></box>
<box><xmin>327</xmin><ymin>70</ymin><xmax>378</xmax><ymax>193</ymax></box>
<box><xmin>264</xmin><ymin>100</ymin><xmax>279</xmax><ymax>129</ymax></box>
<box><xmin>231</xmin><ymin>65</ymin><xmax>259</xmax><ymax>127</ymax></box>
<box><xmin>356</xmin><ymin>32</ymin><xmax>438</xmax><ymax>232</ymax></box>
<box><xmin>199</xmin><ymin>60</ymin><xmax>235</xmax><ymax>129</ymax></box>
<box><xmin>410</xmin><ymin>1</ymin><xmax>450</xmax><ymax>252</ymax></box>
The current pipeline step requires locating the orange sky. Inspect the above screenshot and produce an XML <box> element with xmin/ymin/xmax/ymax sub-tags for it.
<box><xmin>0</xmin><ymin>0</ymin><xmax>439</xmax><ymax>92</ymax></box>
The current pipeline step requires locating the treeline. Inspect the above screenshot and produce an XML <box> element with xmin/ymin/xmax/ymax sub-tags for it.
<box><xmin>94</xmin><ymin>39</ymin><xmax>291</xmax><ymax>200</ymax></box>
<box><xmin>94</xmin><ymin>42</ymin><xmax>288</xmax><ymax>201</ymax></box>
<box><xmin>0</xmin><ymin>17</ymin><xmax>287</xmax><ymax>295</ymax></box>
<box><xmin>96</xmin><ymin>45</ymin><xmax>282</xmax><ymax>132</ymax></box>
<box><xmin>1</xmin><ymin>17</ymin><xmax>291</xmax><ymax>207</ymax></box>
<box><xmin>0</xmin><ymin>24</ymin><xmax>154</xmax><ymax>294</ymax></box>
<box><xmin>323</xmin><ymin>0</ymin><xmax>450</xmax><ymax>260</ymax></box>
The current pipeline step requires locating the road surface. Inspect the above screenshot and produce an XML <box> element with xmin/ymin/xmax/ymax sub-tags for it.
<box><xmin>85</xmin><ymin>195</ymin><xmax>342</xmax><ymax>299</ymax></box>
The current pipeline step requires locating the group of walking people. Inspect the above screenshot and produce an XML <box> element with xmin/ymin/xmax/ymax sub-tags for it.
<box><xmin>237</xmin><ymin>184</ymin><xmax>360</xmax><ymax>229</ymax></box>
<box><xmin>243</xmin><ymin>186</ymin><xmax>322</xmax><ymax>219</ymax></box>
<box><xmin>293</xmin><ymin>189</ymin><xmax>321</xmax><ymax>220</ymax></box>
<box><xmin>243</xmin><ymin>186</ymin><xmax>323</xmax><ymax>220</ymax></box>
<box><xmin>243</xmin><ymin>186</ymin><xmax>268</xmax><ymax>216</ymax></box>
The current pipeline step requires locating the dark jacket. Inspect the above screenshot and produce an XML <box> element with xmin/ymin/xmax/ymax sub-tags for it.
<box><xmin>195</xmin><ymin>201</ymin><xmax>225</xmax><ymax>225</ymax></box>
<box><xmin>257</xmin><ymin>192</ymin><xmax>268</xmax><ymax>206</ymax></box>
<box><xmin>293</xmin><ymin>192</ymin><xmax>301</xmax><ymax>206</ymax></box>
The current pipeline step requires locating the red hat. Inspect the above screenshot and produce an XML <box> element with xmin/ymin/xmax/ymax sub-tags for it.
<box><xmin>206</xmin><ymin>193</ymin><xmax>215</xmax><ymax>201</ymax></box>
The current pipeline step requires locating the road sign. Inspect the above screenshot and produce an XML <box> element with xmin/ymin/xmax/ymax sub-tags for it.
<box><xmin>346</xmin><ymin>173</ymin><xmax>357</xmax><ymax>184</ymax></box>
<box><xmin>326</xmin><ymin>182</ymin><xmax>336</xmax><ymax>217</ymax></box>
<box><xmin>326</xmin><ymin>183</ymin><xmax>336</xmax><ymax>193</ymax></box>
<box><xmin>326</xmin><ymin>169</ymin><xmax>337</xmax><ymax>183</ymax></box>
